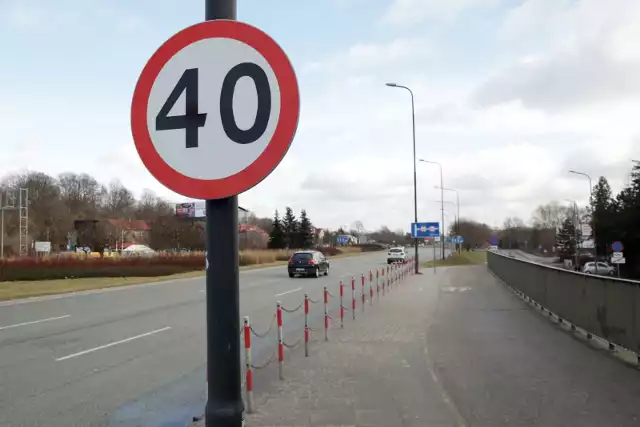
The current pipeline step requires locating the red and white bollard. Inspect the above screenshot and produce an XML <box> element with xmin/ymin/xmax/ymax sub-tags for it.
<box><xmin>323</xmin><ymin>286</ymin><xmax>329</xmax><ymax>341</ymax></box>
<box><xmin>361</xmin><ymin>274</ymin><xmax>365</xmax><ymax>312</ymax></box>
<box><xmin>340</xmin><ymin>281</ymin><xmax>344</xmax><ymax>329</ymax></box>
<box><xmin>304</xmin><ymin>294</ymin><xmax>310</xmax><ymax>357</ymax></box>
<box><xmin>351</xmin><ymin>277</ymin><xmax>356</xmax><ymax>320</ymax></box>
<box><xmin>369</xmin><ymin>271</ymin><xmax>373</xmax><ymax>306</ymax></box>
<box><xmin>376</xmin><ymin>269</ymin><xmax>380</xmax><ymax>299</ymax></box>
<box><xmin>243</xmin><ymin>316</ymin><xmax>254</xmax><ymax>413</ymax></box>
<box><xmin>276</xmin><ymin>301</ymin><xmax>284</xmax><ymax>380</ymax></box>
<box><xmin>381</xmin><ymin>267</ymin><xmax>385</xmax><ymax>295</ymax></box>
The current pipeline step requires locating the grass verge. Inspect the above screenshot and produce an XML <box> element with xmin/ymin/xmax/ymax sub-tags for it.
<box><xmin>0</xmin><ymin>248</ymin><xmax>373</xmax><ymax>301</ymax></box>
<box><xmin>423</xmin><ymin>250</ymin><xmax>487</xmax><ymax>268</ymax></box>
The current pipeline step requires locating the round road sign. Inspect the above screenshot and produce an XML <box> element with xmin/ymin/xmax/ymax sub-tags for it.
<box><xmin>612</xmin><ymin>241</ymin><xmax>624</xmax><ymax>252</ymax></box>
<box><xmin>131</xmin><ymin>20</ymin><xmax>300</xmax><ymax>199</ymax></box>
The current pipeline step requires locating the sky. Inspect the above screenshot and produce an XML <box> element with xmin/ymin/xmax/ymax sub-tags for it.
<box><xmin>2</xmin><ymin>0</ymin><xmax>640</xmax><ymax>232</ymax></box>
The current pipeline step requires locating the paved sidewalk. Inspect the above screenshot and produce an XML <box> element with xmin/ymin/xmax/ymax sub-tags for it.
<box><xmin>194</xmin><ymin>271</ymin><xmax>461</xmax><ymax>426</ymax></box>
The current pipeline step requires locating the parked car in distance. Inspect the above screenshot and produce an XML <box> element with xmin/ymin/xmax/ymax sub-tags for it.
<box><xmin>582</xmin><ymin>261</ymin><xmax>615</xmax><ymax>276</ymax></box>
<box><xmin>387</xmin><ymin>247</ymin><xmax>407</xmax><ymax>264</ymax></box>
<box><xmin>288</xmin><ymin>250</ymin><xmax>330</xmax><ymax>278</ymax></box>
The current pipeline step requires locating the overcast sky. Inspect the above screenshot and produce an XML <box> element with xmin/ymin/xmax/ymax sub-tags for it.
<box><xmin>2</xmin><ymin>0</ymin><xmax>640</xmax><ymax>232</ymax></box>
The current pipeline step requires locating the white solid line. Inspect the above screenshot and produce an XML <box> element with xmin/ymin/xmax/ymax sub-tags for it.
<box><xmin>0</xmin><ymin>315</ymin><xmax>70</xmax><ymax>331</ymax></box>
<box><xmin>55</xmin><ymin>326</ymin><xmax>171</xmax><ymax>361</ymax></box>
<box><xmin>275</xmin><ymin>287</ymin><xmax>302</xmax><ymax>297</ymax></box>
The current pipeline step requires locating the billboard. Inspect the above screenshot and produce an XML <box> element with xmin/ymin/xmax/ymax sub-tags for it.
<box><xmin>175</xmin><ymin>202</ymin><xmax>206</xmax><ymax>219</ymax></box>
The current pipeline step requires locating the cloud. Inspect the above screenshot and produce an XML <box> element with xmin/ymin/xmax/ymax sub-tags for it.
<box><xmin>302</xmin><ymin>37</ymin><xmax>432</xmax><ymax>75</ymax></box>
<box><xmin>381</xmin><ymin>0</ymin><xmax>500</xmax><ymax>25</ymax></box>
<box><xmin>472</xmin><ymin>45</ymin><xmax>640</xmax><ymax>111</ymax></box>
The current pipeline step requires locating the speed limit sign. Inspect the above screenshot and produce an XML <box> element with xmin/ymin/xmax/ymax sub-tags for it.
<box><xmin>131</xmin><ymin>20</ymin><xmax>300</xmax><ymax>199</ymax></box>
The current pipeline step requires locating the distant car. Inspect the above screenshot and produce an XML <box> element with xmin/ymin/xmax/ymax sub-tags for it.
<box><xmin>387</xmin><ymin>247</ymin><xmax>407</xmax><ymax>264</ymax></box>
<box><xmin>288</xmin><ymin>251</ymin><xmax>330</xmax><ymax>278</ymax></box>
<box><xmin>582</xmin><ymin>261</ymin><xmax>615</xmax><ymax>276</ymax></box>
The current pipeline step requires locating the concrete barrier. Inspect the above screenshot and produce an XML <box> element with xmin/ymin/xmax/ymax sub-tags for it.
<box><xmin>488</xmin><ymin>251</ymin><xmax>640</xmax><ymax>354</ymax></box>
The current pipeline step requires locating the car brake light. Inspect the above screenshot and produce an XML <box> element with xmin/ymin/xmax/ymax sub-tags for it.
<box><xmin>288</xmin><ymin>257</ymin><xmax>293</xmax><ymax>263</ymax></box>
<box><xmin>309</xmin><ymin>259</ymin><xmax>315</xmax><ymax>265</ymax></box>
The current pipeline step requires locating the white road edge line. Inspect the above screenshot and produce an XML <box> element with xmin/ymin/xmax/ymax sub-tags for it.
<box><xmin>275</xmin><ymin>287</ymin><xmax>302</xmax><ymax>297</ymax></box>
<box><xmin>0</xmin><ymin>315</ymin><xmax>71</xmax><ymax>331</ymax></box>
<box><xmin>55</xmin><ymin>326</ymin><xmax>172</xmax><ymax>362</ymax></box>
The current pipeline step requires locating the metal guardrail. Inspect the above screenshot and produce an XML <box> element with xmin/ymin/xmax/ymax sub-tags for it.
<box><xmin>487</xmin><ymin>250</ymin><xmax>640</xmax><ymax>356</ymax></box>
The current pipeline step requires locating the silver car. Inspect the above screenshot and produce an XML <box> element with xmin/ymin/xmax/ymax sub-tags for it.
<box><xmin>582</xmin><ymin>262</ymin><xmax>615</xmax><ymax>276</ymax></box>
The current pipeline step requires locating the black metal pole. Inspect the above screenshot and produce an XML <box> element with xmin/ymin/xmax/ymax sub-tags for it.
<box><xmin>204</xmin><ymin>5</ymin><xmax>243</xmax><ymax>427</ymax></box>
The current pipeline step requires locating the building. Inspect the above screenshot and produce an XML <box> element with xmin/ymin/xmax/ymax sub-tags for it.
<box><xmin>105</xmin><ymin>219</ymin><xmax>151</xmax><ymax>249</ymax></box>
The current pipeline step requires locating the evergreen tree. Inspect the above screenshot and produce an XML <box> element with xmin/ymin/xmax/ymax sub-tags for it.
<box><xmin>555</xmin><ymin>217</ymin><xmax>578</xmax><ymax>261</ymax></box>
<box><xmin>589</xmin><ymin>176</ymin><xmax>615</xmax><ymax>258</ymax></box>
<box><xmin>267</xmin><ymin>210</ymin><xmax>286</xmax><ymax>249</ymax></box>
<box><xmin>282</xmin><ymin>207</ymin><xmax>298</xmax><ymax>249</ymax></box>
<box><xmin>298</xmin><ymin>209</ymin><xmax>314</xmax><ymax>249</ymax></box>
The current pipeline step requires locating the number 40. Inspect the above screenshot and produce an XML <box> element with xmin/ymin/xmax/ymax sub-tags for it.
<box><xmin>155</xmin><ymin>62</ymin><xmax>272</xmax><ymax>148</ymax></box>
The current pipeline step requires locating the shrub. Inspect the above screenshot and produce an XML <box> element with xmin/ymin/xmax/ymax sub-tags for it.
<box><xmin>0</xmin><ymin>253</ymin><xmax>205</xmax><ymax>281</ymax></box>
<box><xmin>0</xmin><ymin>247</ymin><xmax>370</xmax><ymax>282</ymax></box>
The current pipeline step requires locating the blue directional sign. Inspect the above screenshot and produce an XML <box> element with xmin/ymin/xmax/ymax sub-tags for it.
<box><xmin>454</xmin><ymin>236</ymin><xmax>464</xmax><ymax>244</ymax></box>
<box><xmin>612</xmin><ymin>241</ymin><xmax>624</xmax><ymax>252</ymax></box>
<box><xmin>489</xmin><ymin>236</ymin><xmax>499</xmax><ymax>246</ymax></box>
<box><xmin>411</xmin><ymin>222</ymin><xmax>440</xmax><ymax>238</ymax></box>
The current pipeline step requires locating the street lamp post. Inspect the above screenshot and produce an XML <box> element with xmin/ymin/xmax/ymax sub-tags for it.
<box><xmin>419</xmin><ymin>159</ymin><xmax>445</xmax><ymax>260</ymax></box>
<box><xmin>435</xmin><ymin>186</ymin><xmax>460</xmax><ymax>252</ymax></box>
<box><xmin>387</xmin><ymin>82</ymin><xmax>419</xmax><ymax>273</ymax></box>
<box><xmin>569</xmin><ymin>170</ymin><xmax>596</xmax><ymax>273</ymax></box>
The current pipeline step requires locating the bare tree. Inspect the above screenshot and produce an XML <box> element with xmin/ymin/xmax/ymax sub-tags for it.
<box><xmin>103</xmin><ymin>180</ymin><xmax>135</xmax><ymax>217</ymax></box>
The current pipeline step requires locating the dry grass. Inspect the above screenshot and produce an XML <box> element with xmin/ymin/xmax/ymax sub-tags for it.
<box><xmin>423</xmin><ymin>250</ymin><xmax>487</xmax><ymax>268</ymax></box>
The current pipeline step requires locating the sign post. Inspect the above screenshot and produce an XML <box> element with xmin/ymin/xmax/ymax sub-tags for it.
<box><xmin>131</xmin><ymin>1</ymin><xmax>300</xmax><ymax>425</ymax></box>
<box><xmin>411</xmin><ymin>222</ymin><xmax>440</xmax><ymax>274</ymax></box>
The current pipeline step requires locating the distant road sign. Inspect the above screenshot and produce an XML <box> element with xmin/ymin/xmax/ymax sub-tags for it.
<box><xmin>131</xmin><ymin>20</ymin><xmax>300</xmax><ymax>199</ymax></box>
<box><xmin>612</xmin><ymin>252</ymin><xmax>623</xmax><ymax>259</ymax></box>
<box><xmin>489</xmin><ymin>236</ymin><xmax>499</xmax><ymax>246</ymax></box>
<box><xmin>611</xmin><ymin>257</ymin><xmax>626</xmax><ymax>264</ymax></box>
<box><xmin>454</xmin><ymin>236</ymin><xmax>464</xmax><ymax>244</ymax></box>
<box><xmin>612</xmin><ymin>241</ymin><xmax>624</xmax><ymax>252</ymax></box>
<box><xmin>411</xmin><ymin>222</ymin><xmax>440</xmax><ymax>238</ymax></box>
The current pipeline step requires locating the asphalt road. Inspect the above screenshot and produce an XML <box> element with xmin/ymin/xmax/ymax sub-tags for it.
<box><xmin>0</xmin><ymin>247</ymin><xmax>438</xmax><ymax>427</ymax></box>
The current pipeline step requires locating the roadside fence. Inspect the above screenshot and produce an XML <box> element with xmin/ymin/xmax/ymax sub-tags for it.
<box><xmin>239</xmin><ymin>256</ymin><xmax>415</xmax><ymax>413</ymax></box>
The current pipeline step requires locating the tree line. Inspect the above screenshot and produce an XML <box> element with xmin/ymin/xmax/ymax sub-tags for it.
<box><xmin>0</xmin><ymin>171</ymin><xmax>278</xmax><ymax>254</ymax></box>
<box><xmin>268</xmin><ymin>207</ymin><xmax>314</xmax><ymax>249</ymax></box>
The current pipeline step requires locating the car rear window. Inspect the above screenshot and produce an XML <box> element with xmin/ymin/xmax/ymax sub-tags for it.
<box><xmin>292</xmin><ymin>253</ymin><xmax>313</xmax><ymax>261</ymax></box>
<box><xmin>390</xmin><ymin>248</ymin><xmax>403</xmax><ymax>253</ymax></box>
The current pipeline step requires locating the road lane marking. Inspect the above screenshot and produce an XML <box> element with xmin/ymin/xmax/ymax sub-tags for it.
<box><xmin>55</xmin><ymin>326</ymin><xmax>172</xmax><ymax>361</ymax></box>
<box><xmin>0</xmin><ymin>315</ymin><xmax>70</xmax><ymax>331</ymax></box>
<box><xmin>275</xmin><ymin>287</ymin><xmax>302</xmax><ymax>297</ymax></box>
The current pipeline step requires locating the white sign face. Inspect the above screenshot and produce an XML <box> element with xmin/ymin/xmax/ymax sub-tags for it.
<box><xmin>611</xmin><ymin>257</ymin><xmax>626</xmax><ymax>264</ymax></box>
<box><xmin>147</xmin><ymin>38</ymin><xmax>281</xmax><ymax>180</ymax></box>
<box><xmin>489</xmin><ymin>245</ymin><xmax>498</xmax><ymax>251</ymax></box>
<box><xmin>34</xmin><ymin>241</ymin><xmax>51</xmax><ymax>253</ymax></box>
<box><xmin>612</xmin><ymin>252</ymin><xmax>623</xmax><ymax>259</ymax></box>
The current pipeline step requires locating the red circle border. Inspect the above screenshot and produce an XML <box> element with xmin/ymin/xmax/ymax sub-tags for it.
<box><xmin>131</xmin><ymin>20</ymin><xmax>300</xmax><ymax>200</ymax></box>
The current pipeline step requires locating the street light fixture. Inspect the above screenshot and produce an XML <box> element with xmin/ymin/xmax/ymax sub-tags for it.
<box><xmin>387</xmin><ymin>82</ymin><xmax>419</xmax><ymax>273</ymax></box>
<box><xmin>568</xmin><ymin>169</ymin><xmax>596</xmax><ymax>272</ymax></box>
<box><xmin>419</xmin><ymin>159</ymin><xmax>445</xmax><ymax>260</ymax></box>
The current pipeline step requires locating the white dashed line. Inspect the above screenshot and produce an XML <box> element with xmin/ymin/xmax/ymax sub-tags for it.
<box><xmin>55</xmin><ymin>326</ymin><xmax>171</xmax><ymax>361</ymax></box>
<box><xmin>0</xmin><ymin>315</ymin><xmax>70</xmax><ymax>331</ymax></box>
